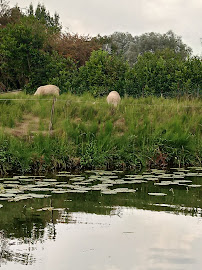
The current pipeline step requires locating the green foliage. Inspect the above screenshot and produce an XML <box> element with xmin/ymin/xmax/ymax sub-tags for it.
<box><xmin>26</xmin><ymin>3</ymin><xmax>61</xmax><ymax>32</ymax></box>
<box><xmin>127</xmin><ymin>49</ymin><xmax>202</xmax><ymax>97</ymax></box>
<box><xmin>0</xmin><ymin>16</ymin><xmax>50</xmax><ymax>89</ymax></box>
<box><xmin>73</xmin><ymin>50</ymin><xmax>130</xmax><ymax>96</ymax></box>
<box><xmin>0</xmin><ymin>93</ymin><xmax>201</xmax><ymax>175</ymax></box>
<box><xmin>25</xmin><ymin>51</ymin><xmax>76</xmax><ymax>94</ymax></box>
<box><xmin>0</xmin><ymin>15</ymin><xmax>76</xmax><ymax>93</ymax></box>
<box><xmin>106</xmin><ymin>30</ymin><xmax>192</xmax><ymax>65</ymax></box>
<box><xmin>0</xmin><ymin>1</ymin><xmax>22</xmax><ymax>27</ymax></box>
<box><xmin>0</xmin><ymin>2</ymin><xmax>201</xmax><ymax>98</ymax></box>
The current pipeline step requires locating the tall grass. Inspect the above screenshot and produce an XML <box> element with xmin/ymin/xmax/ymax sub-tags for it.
<box><xmin>0</xmin><ymin>92</ymin><xmax>201</xmax><ymax>174</ymax></box>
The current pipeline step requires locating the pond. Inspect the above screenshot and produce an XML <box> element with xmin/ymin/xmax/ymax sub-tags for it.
<box><xmin>0</xmin><ymin>168</ymin><xmax>202</xmax><ymax>270</ymax></box>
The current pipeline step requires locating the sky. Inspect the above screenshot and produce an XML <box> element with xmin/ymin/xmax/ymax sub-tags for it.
<box><xmin>9</xmin><ymin>0</ymin><xmax>202</xmax><ymax>56</ymax></box>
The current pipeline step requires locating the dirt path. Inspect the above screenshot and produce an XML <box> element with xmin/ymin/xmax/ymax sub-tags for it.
<box><xmin>4</xmin><ymin>114</ymin><xmax>48</xmax><ymax>137</ymax></box>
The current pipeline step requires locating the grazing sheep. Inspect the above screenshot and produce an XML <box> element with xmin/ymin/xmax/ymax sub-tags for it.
<box><xmin>106</xmin><ymin>91</ymin><xmax>121</xmax><ymax>107</ymax></box>
<box><xmin>34</xmin><ymin>85</ymin><xmax>60</xmax><ymax>96</ymax></box>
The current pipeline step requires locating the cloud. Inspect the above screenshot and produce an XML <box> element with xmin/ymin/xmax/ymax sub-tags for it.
<box><xmin>9</xmin><ymin>0</ymin><xmax>202</xmax><ymax>55</ymax></box>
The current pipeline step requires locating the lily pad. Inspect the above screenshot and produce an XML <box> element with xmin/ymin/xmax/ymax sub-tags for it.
<box><xmin>145</xmin><ymin>177</ymin><xmax>159</xmax><ymax>181</ymax></box>
<box><xmin>113</xmin><ymin>188</ymin><xmax>136</xmax><ymax>193</ymax></box>
<box><xmin>172</xmin><ymin>175</ymin><xmax>185</xmax><ymax>180</ymax></box>
<box><xmin>185</xmin><ymin>173</ymin><xmax>199</xmax><ymax>177</ymax></box>
<box><xmin>69</xmin><ymin>177</ymin><xmax>85</xmax><ymax>181</ymax></box>
<box><xmin>101</xmin><ymin>189</ymin><xmax>118</xmax><ymax>195</ymax></box>
<box><xmin>37</xmin><ymin>207</ymin><xmax>54</xmax><ymax>211</ymax></box>
<box><xmin>188</xmin><ymin>184</ymin><xmax>202</xmax><ymax>188</ymax></box>
<box><xmin>0</xmin><ymin>193</ymin><xmax>15</xmax><ymax>198</ymax></box>
<box><xmin>4</xmin><ymin>189</ymin><xmax>23</xmax><ymax>194</ymax></box>
<box><xmin>148</xmin><ymin>192</ymin><xmax>167</xmax><ymax>196</ymax></box>
<box><xmin>130</xmin><ymin>180</ymin><xmax>147</xmax><ymax>184</ymax></box>
<box><xmin>177</xmin><ymin>180</ymin><xmax>192</xmax><ymax>184</ymax></box>
<box><xmin>52</xmin><ymin>190</ymin><xmax>69</xmax><ymax>194</ymax></box>
<box><xmin>43</xmin><ymin>179</ymin><xmax>58</xmax><ymax>182</ymax></box>
<box><xmin>9</xmin><ymin>194</ymin><xmax>33</xmax><ymax>201</ymax></box>
<box><xmin>154</xmin><ymin>182</ymin><xmax>172</xmax><ymax>186</ymax></box>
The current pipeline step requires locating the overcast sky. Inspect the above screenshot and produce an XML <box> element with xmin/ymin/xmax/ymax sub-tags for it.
<box><xmin>9</xmin><ymin>0</ymin><xmax>202</xmax><ymax>55</ymax></box>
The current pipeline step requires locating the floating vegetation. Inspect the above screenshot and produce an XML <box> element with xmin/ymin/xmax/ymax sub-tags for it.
<box><xmin>0</xmin><ymin>169</ymin><xmax>201</xmax><ymax>204</ymax></box>
<box><xmin>154</xmin><ymin>182</ymin><xmax>172</xmax><ymax>186</ymax></box>
<box><xmin>43</xmin><ymin>179</ymin><xmax>58</xmax><ymax>182</ymax></box>
<box><xmin>37</xmin><ymin>207</ymin><xmax>54</xmax><ymax>211</ymax></box>
<box><xmin>177</xmin><ymin>180</ymin><xmax>192</xmax><ymax>184</ymax></box>
<box><xmin>56</xmin><ymin>174</ymin><xmax>81</xmax><ymax>177</ymax></box>
<box><xmin>0</xmin><ymin>193</ymin><xmax>15</xmax><ymax>198</ymax></box>
<box><xmin>144</xmin><ymin>177</ymin><xmax>159</xmax><ymax>181</ymax></box>
<box><xmin>69</xmin><ymin>177</ymin><xmax>85</xmax><ymax>181</ymax></box>
<box><xmin>113</xmin><ymin>188</ymin><xmax>136</xmax><ymax>193</ymax></box>
<box><xmin>148</xmin><ymin>193</ymin><xmax>167</xmax><ymax>196</ymax></box>
<box><xmin>188</xmin><ymin>184</ymin><xmax>202</xmax><ymax>188</ymax></box>
<box><xmin>101</xmin><ymin>189</ymin><xmax>118</xmax><ymax>195</ymax></box>
<box><xmin>186</xmin><ymin>173</ymin><xmax>200</xmax><ymax>177</ymax></box>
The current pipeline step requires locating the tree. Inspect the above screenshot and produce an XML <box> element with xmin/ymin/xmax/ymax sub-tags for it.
<box><xmin>74</xmin><ymin>50</ymin><xmax>130</xmax><ymax>96</ymax></box>
<box><xmin>0</xmin><ymin>1</ymin><xmax>22</xmax><ymax>27</ymax></box>
<box><xmin>105</xmin><ymin>30</ymin><xmax>192</xmax><ymax>65</ymax></box>
<box><xmin>0</xmin><ymin>15</ymin><xmax>76</xmax><ymax>92</ymax></box>
<box><xmin>51</xmin><ymin>32</ymin><xmax>102</xmax><ymax>67</ymax></box>
<box><xmin>26</xmin><ymin>3</ymin><xmax>61</xmax><ymax>32</ymax></box>
<box><xmin>126</xmin><ymin>49</ymin><xmax>202</xmax><ymax>97</ymax></box>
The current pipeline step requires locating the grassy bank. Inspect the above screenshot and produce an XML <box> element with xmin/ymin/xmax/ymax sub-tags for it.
<box><xmin>0</xmin><ymin>92</ymin><xmax>201</xmax><ymax>175</ymax></box>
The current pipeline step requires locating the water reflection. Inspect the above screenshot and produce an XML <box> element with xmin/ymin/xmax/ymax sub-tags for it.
<box><xmin>1</xmin><ymin>207</ymin><xmax>202</xmax><ymax>270</ymax></box>
<box><xmin>0</xmin><ymin>169</ymin><xmax>202</xmax><ymax>269</ymax></box>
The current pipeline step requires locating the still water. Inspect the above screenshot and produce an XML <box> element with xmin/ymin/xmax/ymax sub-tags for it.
<box><xmin>0</xmin><ymin>168</ymin><xmax>202</xmax><ymax>270</ymax></box>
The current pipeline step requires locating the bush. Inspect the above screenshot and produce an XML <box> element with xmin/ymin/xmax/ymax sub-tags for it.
<box><xmin>73</xmin><ymin>50</ymin><xmax>130</xmax><ymax>96</ymax></box>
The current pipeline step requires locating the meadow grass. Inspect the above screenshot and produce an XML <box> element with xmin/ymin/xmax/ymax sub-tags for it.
<box><xmin>0</xmin><ymin>92</ymin><xmax>201</xmax><ymax>174</ymax></box>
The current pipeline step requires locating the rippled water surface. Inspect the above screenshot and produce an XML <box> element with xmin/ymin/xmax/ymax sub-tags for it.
<box><xmin>0</xmin><ymin>168</ymin><xmax>202</xmax><ymax>270</ymax></box>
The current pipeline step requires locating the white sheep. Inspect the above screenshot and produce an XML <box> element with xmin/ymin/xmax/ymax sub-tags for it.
<box><xmin>106</xmin><ymin>91</ymin><xmax>121</xmax><ymax>107</ymax></box>
<box><xmin>34</xmin><ymin>85</ymin><xmax>60</xmax><ymax>96</ymax></box>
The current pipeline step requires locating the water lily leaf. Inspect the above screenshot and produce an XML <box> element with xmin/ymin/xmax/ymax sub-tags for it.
<box><xmin>37</xmin><ymin>207</ymin><xmax>54</xmax><ymax>211</ymax></box>
<box><xmin>145</xmin><ymin>177</ymin><xmax>159</xmax><ymax>181</ymax></box>
<box><xmin>129</xmin><ymin>180</ymin><xmax>147</xmax><ymax>184</ymax></box>
<box><xmin>113</xmin><ymin>188</ymin><xmax>136</xmax><ymax>193</ymax></box>
<box><xmin>154</xmin><ymin>182</ymin><xmax>172</xmax><ymax>186</ymax></box>
<box><xmin>52</xmin><ymin>190</ymin><xmax>69</xmax><ymax>194</ymax></box>
<box><xmin>43</xmin><ymin>179</ymin><xmax>58</xmax><ymax>182</ymax></box>
<box><xmin>148</xmin><ymin>193</ymin><xmax>167</xmax><ymax>196</ymax></box>
<box><xmin>4</xmin><ymin>189</ymin><xmax>22</xmax><ymax>194</ymax></box>
<box><xmin>172</xmin><ymin>175</ymin><xmax>185</xmax><ymax>179</ymax></box>
<box><xmin>27</xmin><ymin>194</ymin><xmax>51</xmax><ymax>198</ymax></box>
<box><xmin>69</xmin><ymin>177</ymin><xmax>85</xmax><ymax>181</ymax></box>
<box><xmin>188</xmin><ymin>184</ymin><xmax>202</xmax><ymax>188</ymax></box>
<box><xmin>186</xmin><ymin>173</ymin><xmax>199</xmax><ymax>177</ymax></box>
<box><xmin>101</xmin><ymin>189</ymin><xmax>118</xmax><ymax>194</ymax></box>
<box><xmin>66</xmin><ymin>189</ymin><xmax>88</xmax><ymax>193</ymax></box>
<box><xmin>177</xmin><ymin>180</ymin><xmax>192</xmax><ymax>184</ymax></box>
<box><xmin>31</xmin><ymin>187</ymin><xmax>55</xmax><ymax>192</ymax></box>
<box><xmin>0</xmin><ymin>193</ymin><xmax>15</xmax><ymax>198</ymax></box>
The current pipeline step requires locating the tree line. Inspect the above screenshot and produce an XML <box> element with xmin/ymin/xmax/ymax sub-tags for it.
<box><xmin>0</xmin><ymin>1</ymin><xmax>201</xmax><ymax>97</ymax></box>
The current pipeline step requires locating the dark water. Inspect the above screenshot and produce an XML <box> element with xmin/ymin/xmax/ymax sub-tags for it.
<box><xmin>0</xmin><ymin>169</ymin><xmax>202</xmax><ymax>270</ymax></box>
